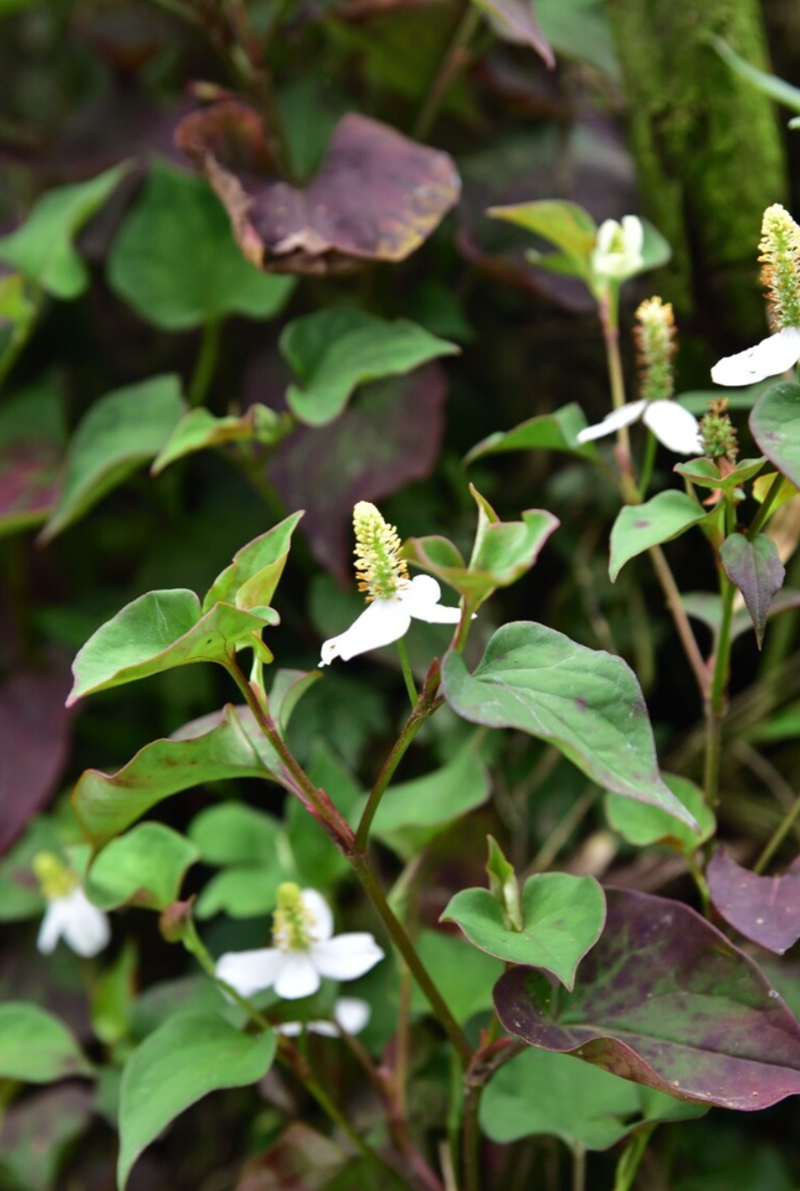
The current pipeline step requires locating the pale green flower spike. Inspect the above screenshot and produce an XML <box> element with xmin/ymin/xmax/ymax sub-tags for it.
<box><xmin>712</xmin><ymin>203</ymin><xmax>800</xmax><ymax>386</ymax></box>
<box><xmin>319</xmin><ymin>501</ymin><xmax>463</xmax><ymax>665</ymax></box>
<box><xmin>635</xmin><ymin>296</ymin><xmax>676</xmax><ymax>404</ymax></box>
<box><xmin>215</xmin><ymin>887</ymin><xmax>385</xmax><ymax>1001</ymax></box>
<box><xmin>591</xmin><ymin>215</ymin><xmax>644</xmax><ymax>285</ymax></box>
<box><xmin>34</xmin><ymin>852</ymin><xmax>111</xmax><ymax>958</ymax></box>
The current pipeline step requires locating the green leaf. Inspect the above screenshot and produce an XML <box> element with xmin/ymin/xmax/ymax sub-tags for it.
<box><xmin>486</xmin><ymin>835</ymin><xmax>523</xmax><ymax>931</ymax></box>
<box><xmin>286</xmin><ymin>742</ymin><xmax>363</xmax><ymax>887</ymax></box>
<box><xmin>752</xmin><ymin>471</ymin><xmax>798</xmax><ymax>513</ymax></box>
<box><xmin>41</xmin><ymin>375</ymin><xmax>185</xmax><ymax>541</ymax></box>
<box><xmin>673</xmin><ymin>456</ymin><xmax>766</xmax><ymax>491</ymax></box>
<box><xmin>535</xmin><ymin>0</ymin><xmax>620</xmax><ymax>79</ymax></box>
<box><xmin>91</xmin><ymin>941</ymin><xmax>138</xmax><ymax>1046</ymax></box>
<box><xmin>151</xmin><ymin>404</ymin><xmax>292</xmax><ymax>474</ymax></box>
<box><xmin>442</xmin><ymin>622</ymin><xmax>696</xmax><ymax>824</ymax></box>
<box><xmin>280</xmin><ymin>308</ymin><xmax>459</xmax><ymax>426</ymax></box>
<box><xmin>488</xmin><ymin>199</ymin><xmax>597</xmax><ymax>277</ymax></box>
<box><xmin>443</xmin><ymin>873</ymin><xmax>605</xmax><ymax>990</ymax></box>
<box><xmin>86</xmin><ymin>823</ymin><xmax>199</xmax><ymax>911</ymax></box>
<box><xmin>0</xmin><ymin>1004</ymin><xmax>93</xmax><ymax>1082</ymax></box>
<box><xmin>720</xmin><ymin>532</ymin><xmax>785</xmax><ymax>649</ymax></box>
<box><xmin>0</xmin><ymin>164</ymin><xmax>129</xmax><ymax>298</ymax></box>
<box><xmin>465</xmin><ymin>403</ymin><xmax>597</xmax><ymax>463</ymax></box>
<box><xmin>709</xmin><ymin>34</ymin><xmax>800</xmax><ymax>115</ymax></box>
<box><xmin>72</xmin><ymin>706</ymin><xmax>281</xmax><ymax>847</ymax></box>
<box><xmin>605</xmin><ymin>773</ymin><xmax>715</xmax><ymax>853</ymax></box>
<box><xmin>750</xmin><ymin>382</ymin><xmax>800</xmax><ymax>488</ymax></box>
<box><xmin>189</xmin><ymin>802</ymin><xmax>283</xmax><ymax>867</ymax></box>
<box><xmin>118</xmin><ymin>1014</ymin><xmax>276</xmax><ymax>1190</ymax></box>
<box><xmin>609</xmin><ymin>490</ymin><xmax>708</xmax><ymax>581</ymax></box>
<box><xmin>68</xmin><ymin>590</ymin><xmax>271</xmax><ymax>705</ymax></box>
<box><xmin>203</xmin><ymin>512</ymin><xmax>303</xmax><ymax>613</ymax></box>
<box><xmin>481</xmin><ymin>1048</ymin><xmax>705</xmax><ymax>1150</ymax></box>
<box><xmin>194</xmin><ymin>866</ymin><xmax>290</xmax><ymax>920</ymax></box>
<box><xmin>108</xmin><ymin>162</ymin><xmax>295</xmax><ymax>330</ymax></box>
<box><xmin>368</xmin><ymin>744</ymin><xmax>490</xmax><ymax>860</ymax></box>
<box><xmin>410</xmin><ymin>930</ymin><xmax>503</xmax><ymax>1025</ymax></box>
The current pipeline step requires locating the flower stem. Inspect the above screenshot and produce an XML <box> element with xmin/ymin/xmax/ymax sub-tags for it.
<box><xmin>189</xmin><ymin>317</ymin><xmax>222</xmax><ymax>407</ymax></box>
<box><xmin>647</xmin><ymin>543</ymin><xmax>709</xmax><ymax>700</ymax></box>
<box><xmin>599</xmin><ymin>288</ymin><xmax>632</xmax><ymax>463</ymax></box>
<box><xmin>703</xmin><ymin>576</ymin><xmax>735</xmax><ymax>808</ymax></box>
<box><xmin>637</xmin><ymin>429</ymin><xmax>658</xmax><ymax>500</ymax></box>
<box><xmin>396</xmin><ymin>636</ymin><xmax>418</xmax><ymax>707</ymax></box>
<box><xmin>612</xmin><ymin>1125</ymin><xmax>655</xmax><ymax>1191</ymax></box>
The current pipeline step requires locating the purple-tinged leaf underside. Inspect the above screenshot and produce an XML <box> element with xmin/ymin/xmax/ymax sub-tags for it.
<box><xmin>707</xmin><ymin>847</ymin><xmax>800</xmax><ymax>955</ymax></box>
<box><xmin>720</xmin><ymin>532</ymin><xmax>785</xmax><ymax>649</ymax></box>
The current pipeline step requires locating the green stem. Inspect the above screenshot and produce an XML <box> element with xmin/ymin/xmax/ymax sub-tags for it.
<box><xmin>648</xmin><ymin>543</ymin><xmax>709</xmax><ymax>700</ymax></box>
<box><xmin>637</xmin><ymin>429</ymin><xmax>658</xmax><ymax>500</ymax></box>
<box><xmin>754</xmin><ymin>788</ymin><xmax>800</xmax><ymax>874</ymax></box>
<box><xmin>189</xmin><ymin>317</ymin><xmax>222</xmax><ymax>407</ymax></box>
<box><xmin>613</xmin><ymin>1125</ymin><xmax>655</xmax><ymax>1191</ymax></box>
<box><xmin>396</xmin><ymin>637</ymin><xmax>418</xmax><ymax>708</ymax></box>
<box><xmin>748</xmin><ymin>469</ymin><xmax>785</xmax><ymax>540</ymax></box>
<box><xmin>461</xmin><ymin>1081</ymin><xmax>482</xmax><ymax>1191</ymax></box>
<box><xmin>703</xmin><ymin>576</ymin><xmax>736</xmax><ymax>807</ymax></box>
<box><xmin>414</xmin><ymin>2</ymin><xmax>482</xmax><ymax>140</ymax></box>
<box><xmin>572</xmin><ymin>1143</ymin><xmax>587</xmax><ymax>1191</ymax></box>
<box><xmin>182</xmin><ymin>919</ymin><xmax>275</xmax><ymax>1031</ymax></box>
<box><xmin>599</xmin><ymin>287</ymin><xmax>632</xmax><ymax>463</ymax></box>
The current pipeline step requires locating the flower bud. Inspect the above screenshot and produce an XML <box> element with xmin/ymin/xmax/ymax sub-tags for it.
<box><xmin>700</xmin><ymin>398</ymin><xmax>739</xmax><ymax>463</ymax></box>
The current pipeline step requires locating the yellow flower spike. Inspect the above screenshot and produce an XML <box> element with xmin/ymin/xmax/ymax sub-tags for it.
<box><xmin>353</xmin><ymin>501</ymin><xmax>409</xmax><ymax>601</ymax></box>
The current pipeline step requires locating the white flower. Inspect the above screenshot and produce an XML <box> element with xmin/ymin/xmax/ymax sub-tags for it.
<box><xmin>319</xmin><ymin>574</ymin><xmax>462</xmax><ymax>666</ymax></box>
<box><xmin>215</xmin><ymin>887</ymin><xmax>384</xmax><ymax>1001</ymax></box>
<box><xmin>37</xmin><ymin>887</ymin><xmax>111</xmax><ymax>958</ymax></box>
<box><xmin>277</xmin><ymin>996</ymin><xmax>371</xmax><ymax>1038</ymax></box>
<box><xmin>592</xmin><ymin>216</ymin><xmax>644</xmax><ymax>283</ymax></box>
<box><xmin>577</xmin><ymin>399</ymin><xmax>703</xmax><ymax>455</ymax></box>
<box><xmin>710</xmin><ymin>325</ymin><xmax>800</xmax><ymax>387</ymax></box>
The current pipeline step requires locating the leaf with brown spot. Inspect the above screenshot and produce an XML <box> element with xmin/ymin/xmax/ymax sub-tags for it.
<box><xmin>176</xmin><ymin>102</ymin><xmax>460</xmax><ymax>274</ymax></box>
<box><xmin>708</xmin><ymin>848</ymin><xmax>800</xmax><ymax>955</ymax></box>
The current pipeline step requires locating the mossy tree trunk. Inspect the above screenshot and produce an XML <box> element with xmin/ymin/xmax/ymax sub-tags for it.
<box><xmin>606</xmin><ymin>0</ymin><xmax>787</xmax><ymax>345</ymax></box>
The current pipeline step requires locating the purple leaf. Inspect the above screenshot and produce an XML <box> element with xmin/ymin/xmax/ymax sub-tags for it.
<box><xmin>0</xmin><ymin>658</ymin><xmax>72</xmax><ymax>857</ymax></box>
<box><xmin>720</xmin><ymin>532</ymin><xmax>785</xmax><ymax>649</ymax></box>
<box><xmin>0</xmin><ymin>441</ymin><xmax>61</xmax><ymax>535</ymax></box>
<box><xmin>708</xmin><ymin>847</ymin><xmax>800</xmax><ymax>955</ymax></box>
<box><xmin>475</xmin><ymin>0</ymin><xmax>555</xmax><ymax>67</ymax></box>
<box><xmin>494</xmin><ymin>887</ymin><xmax>800</xmax><ymax>1110</ymax></box>
<box><xmin>270</xmin><ymin>363</ymin><xmax>447</xmax><ymax>581</ymax></box>
<box><xmin>176</xmin><ymin>102</ymin><xmax>460</xmax><ymax>275</ymax></box>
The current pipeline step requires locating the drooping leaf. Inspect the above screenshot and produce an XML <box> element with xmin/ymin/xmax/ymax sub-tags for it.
<box><xmin>67</xmin><ymin>590</ymin><xmax>273</xmax><ymax>705</ymax></box>
<box><xmin>673</xmin><ymin>456</ymin><xmax>766</xmax><ymax>491</ymax></box>
<box><xmin>442</xmin><ymin>622</ymin><xmax>695</xmax><ymax>823</ymax></box>
<box><xmin>494</xmin><ymin>888</ymin><xmax>800</xmax><ymax>1110</ymax></box>
<box><xmin>473</xmin><ymin>0</ymin><xmax>554</xmax><ymax>66</ymax></box>
<box><xmin>41</xmin><ymin>375</ymin><xmax>185</xmax><ymax>542</ymax></box>
<box><xmin>203</xmin><ymin>512</ymin><xmax>303</xmax><ymax>613</ymax></box>
<box><xmin>605</xmin><ymin>773</ymin><xmax>715</xmax><ymax>854</ymax></box>
<box><xmin>151</xmin><ymin>404</ymin><xmax>292</xmax><ymax>474</ymax></box>
<box><xmin>118</xmin><ymin>1014</ymin><xmax>276</xmax><ymax>1189</ymax></box>
<box><xmin>176</xmin><ymin>103</ymin><xmax>460</xmax><ymax>274</ymax></box>
<box><xmin>480</xmin><ymin>1047</ymin><xmax>705</xmax><ymax>1150</ymax></box>
<box><xmin>0</xmin><ymin>1004</ymin><xmax>92</xmax><ymax>1082</ymax></box>
<box><xmin>0</xmin><ymin>163</ymin><xmax>129</xmax><ymax>298</ymax></box>
<box><xmin>709</xmin><ymin>34</ymin><xmax>800</xmax><ymax>114</ymax></box>
<box><xmin>707</xmin><ymin>849</ymin><xmax>800</xmax><ymax>955</ymax></box>
<box><xmin>367</xmin><ymin>744</ymin><xmax>490</xmax><ymax>860</ymax></box>
<box><xmin>87</xmin><ymin>823</ymin><xmax>199</xmax><ymax>911</ymax></box>
<box><xmin>609</xmin><ymin>491</ymin><xmax>708</xmax><ymax>582</ymax></box>
<box><xmin>410</xmin><ymin>929</ymin><xmax>503</xmax><ymax>1025</ymax></box>
<box><xmin>720</xmin><ymin>532</ymin><xmax>785</xmax><ymax>649</ymax></box>
<box><xmin>443</xmin><ymin>873</ymin><xmax>605</xmax><ymax>989</ymax></box>
<box><xmin>72</xmin><ymin>705</ymin><xmax>284</xmax><ymax>847</ymax></box>
<box><xmin>108</xmin><ymin>161</ymin><xmax>295</xmax><ymax>329</ymax></box>
<box><xmin>750</xmin><ymin>381</ymin><xmax>800</xmax><ymax>489</ymax></box>
<box><xmin>465</xmin><ymin>403</ymin><xmax>597</xmax><ymax>463</ymax></box>
<box><xmin>281</xmin><ymin>308</ymin><xmax>458</xmax><ymax>427</ymax></box>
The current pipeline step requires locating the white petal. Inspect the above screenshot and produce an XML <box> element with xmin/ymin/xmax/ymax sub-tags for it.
<box><xmin>403</xmin><ymin>574</ymin><xmax>462</xmax><ymax>625</ymax></box>
<box><xmin>216</xmin><ymin>947</ymin><xmax>285</xmax><ymax>998</ymax></box>
<box><xmin>710</xmin><ymin>326</ymin><xmax>800</xmax><ymax>387</ymax></box>
<box><xmin>301</xmin><ymin>889</ymin><xmax>334</xmax><ymax>943</ymax></box>
<box><xmin>319</xmin><ymin>598</ymin><xmax>411</xmax><ymax>665</ymax></box>
<box><xmin>37</xmin><ymin>901</ymin><xmax>68</xmax><ymax>954</ymax></box>
<box><xmin>333</xmin><ymin>996</ymin><xmax>371</xmax><ymax>1034</ymax></box>
<box><xmin>60</xmin><ymin>890</ymin><xmax>111</xmax><ymax>958</ymax></box>
<box><xmin>622</xmin><ymin>215</ymin><xmax>644</xmax><ymax>254</ymax></box>
<box><xmin>642</xmin><ymin>402</ymin><xmax>703</xmax><ymax>455</ymax></box>
<box><xmin>274</xmin><ymin>952</ymin><xmax>321</xmax><ymax>1000</ymax></box>
<box><xmin>595</xmin><ymin>219</ymin><xmax>617</xmax><ymax>254</ymax></box>
<box><xmin>576</xmin><ymin>400</ymin><xmax>646</xmax><ymax>444</ymax></box>
<box><xmin>311</xmin><ymin>932</ymin><xmax>385</xmax><ymax>982</ymax></box>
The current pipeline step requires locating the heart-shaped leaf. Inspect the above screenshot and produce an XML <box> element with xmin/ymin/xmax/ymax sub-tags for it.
<box><xmin>176</xmin><ymin>103</ymin><xmax>460</xmax><ymax>274</ymax></box>
<box><xmin>609</xmin><ymin>490</ymin><xmax>708</xmax><ymax>582</ymax></box>
<box><xmin>494</xmin><ymin>887</ymin><xmax>800</xmax><ymax>1110</ymax></box>
<box><xmin>442</xmin><ymin>622</ymin><xmax>695</xmax><ymax>823</ymax></box>
<box><xmin>41</xmin><ymin>374</ymin><xmax>185</xmax><ymax>542</ymax></box>
<box><xmin>750</xmin><ymin>381</ymin><xmax>800</xmax><ymax>488</ymax></box>
<box><xmin>108</xmin><ymin>161</ymin><xmax>295</xmax><ymax>329</ymax></box>
<box><xmin>465</xmin><ymin>403</ymin><xmax>597</xmax><ymax>464</ymax></box>
<box><xmin>151</xmin><ymin>404</ymin><xmax>292</xmax><ymax>474</ymax></box>
<box><xmin>280</xmin><ymin>308</ymin><xmax>459</xmax><ymax>426</ymax></box>
<box><xmin>605</xmin><ymin>773</ymin><xmax>715</xmax><ymax>853</ymax></box>
<box><xmin>443</xmin><ymin>873</ymin><xmax>605</xmax><ymax>990</ymax></box>
<box><xmin>118</xmin><ymin>1014</ymin><xmax>276</xmax><ymax>1189</ymax></box>
<box><xmin>0</xmin><ymin>1004</ymin><xmax>93</xmax><ymax>1082</ymax></box>
<box><xmin>86</xmin><ymin>823</ymin><xmax>199</xmax><ymax>911</ymax></box>
<box><xmin>707</xmin><ymin>848</ymin><xmax>800</xmax><ymax>955</ymax></box>
<box><xmin>0</xmin><ymin>163</ymin><xmax>129</xmax><ymax>298</ymax></box>
<box><xmin>68</xmin><ymin>590</ymin><xmax>273</xmax><ymax>705</ymax></box>
<box><xmin>673</xmin><ymin>456</ymin><xmax>766</xmax><ymax>491</ymax></box>
<box><xmin>720</xmin><ymin>532</ymin><xmax>785</xmax><ymax>648</ymax></box>
<box><xmin>72</xmin><ymin>705</ymin><xmax>283</xmax><ymax>847</ymax></box>
<box><xmin>481</xmin><ymin>1047</ymin><xmax>706</xmax><ymax>1150</ymax></box>
<box><xmin>203</xmin><ymin>512</ymin><xmax>303</xmax><ymax>613</ymax></box>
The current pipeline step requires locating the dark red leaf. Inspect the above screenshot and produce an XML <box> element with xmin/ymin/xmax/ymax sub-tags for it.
<box><xmin>494</xmin><ymin>887</ymin><xmax>800</xmax><ymax>1110</ymax></box>
<box><xmin>176</xmin><ymin>102</ymin><xmax>461</xmax><ymax>274</ymax></box>
<box><xmin>0</xmin><ymin>441</ymin><xmax>61</xmax><ymax>534</ymax></box>
<box><xmin>708</xmin><ymin>847</ymin><xmax>800</xmax><ymax>955</ymax></box>
<box><xmin>0</xmin><ymin>657</ymin><xmax>73</xmax><ymax>856</ymax></box>
<box><xmin>269</xmin><ymin>363</ymin><xmax>447</xmax><ymax>581</ymax></box>
<box><xmin>720</xmin><ymin>532</ymin><xmax>785</xmax><ymax>650</ymax></box>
